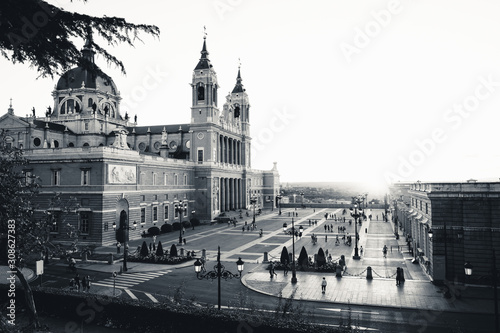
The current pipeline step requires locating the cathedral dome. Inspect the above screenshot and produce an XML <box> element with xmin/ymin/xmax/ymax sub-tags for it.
<box><xmin>56</xmin><ymin>67</ymin><xmax>118</xmax><ymax>95</ymax></box>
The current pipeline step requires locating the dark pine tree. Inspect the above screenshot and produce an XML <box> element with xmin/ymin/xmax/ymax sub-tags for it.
<box><xmin>140</xmin><ymin>241</ymin><xmax>149</xmax><ymax>257</ymax></box>
<box><xmin>170</xmin><ymin>244</ymin><xmax>178</xmax><ymax>257</ymax></box>
<box><xmin>317</xmin><ymin>247</ymin><xmax>326</xmax><ymax>267</ymax></box>
<box><xmin>297</xmin><ymin>246</ymin><xmax>309</xmax><ymax>270</ymax></box>
<box><xmin>156</xmin><ymin>241</ymin><xmax>164</xmax><ymax>256</ymax></box>
<box><xmin>280</xmin><ymin>246</ymin><xmax>289</xmax><ymax>265</ymax></box>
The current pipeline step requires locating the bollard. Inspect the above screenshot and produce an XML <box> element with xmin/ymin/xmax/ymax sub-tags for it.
<box><xmin>366</xmin><ymin>266</ymin><xmax>373</xmax><ymax>280</ymax></box>
<box><xmin>336</xmin><ymin>265</ymin><xmax>343</xmax><ymax>277</ymax></box>
<box><xmin>341</xmin><ymin>255</ymin><xmax>345</xmax><ymax>265</ymax></box>
<box><xmin>180</xmin><ymin>248</ymin><xmax>185</xmax><ymax>256</ymax></box>
<box><xmin>263</xmin><ymin>252</ymin><xmax>269</xmax><ymax>263</ymax></box>
<box><xmin>202</xmin><ymin>249</ymin><xmax>206</xmax><ymax>258</ymax></box>
<box><xmin>108</xmin><ymin>253</ymin><xmax>113</xmax><ymax>265</ymax></box>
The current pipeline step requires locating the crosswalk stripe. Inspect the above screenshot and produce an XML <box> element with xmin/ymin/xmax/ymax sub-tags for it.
<box><xmin>144</xmin><ymin>292</ymin><xmax>159</xmax><ymax>303</ymax></box>
<box><xmin>92</xmin><ymin>282</ymin><xmax>127</xmax><ymax>289</ymax></box>
<box><xmin>124</xmin><ymin>288</ymin><xmax>138</xmax><ymax>300</ymax></box>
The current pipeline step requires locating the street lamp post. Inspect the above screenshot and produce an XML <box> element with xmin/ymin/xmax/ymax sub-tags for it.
<box><xmin>350</xmin><ymin>196</ymin><xmax>363</xmax><ymax>260</ymax></box>
<box><xmin>284</xmin><ymin>218</ymin><xmax>299</xmax><ymax>283</ymax></box>
<box><xmin>277</xmin><ymin>194</ymin><xmax>282</xmax><ymax>215</ymax></box>
<box><xmin>193</xmin><ymin>246</ymin><xmax>244</xmax><ymax>310</ymax></box>
<box><xmin>175</xmin><ymin>201</ymin><xmax>187</xmax><ymax>245</ymax></box>
<box><xmin>250</xmin><ymin>197</ymin><xmax>257</xmax><ymax>224</ymax></box>
<box><xmin>112</xmin><ymin>220</ymin><xmax>137</xmax><ymax>272</ymax></box>
<box><xmin>464</xmin><ymin>250</ymin><xmax>499</xmax><ymax>333</ymax></box>
<box><xmin>300</xmin><ymin>192</ymin><xmax>304</xmax><ymax>208</ymax></box>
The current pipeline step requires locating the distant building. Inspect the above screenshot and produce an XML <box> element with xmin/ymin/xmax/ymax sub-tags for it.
<box><xmin>391</xmin><ymin>180</ymin><xmax>500</xmax><ymax>285</ymax></box>
<box><xmin>0</xmin><ymin>35</ymin><xmax>280</xmax><ymax>246</ymax></box>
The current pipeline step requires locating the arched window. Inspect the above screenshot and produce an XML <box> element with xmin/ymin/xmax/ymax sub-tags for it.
<box><xmin>213</xmin><ymin>85</ymin><xmax>217</xmax><ymax>106</ymax></box>
<box><xmin>88</xmin><ymin>98</ymin><xmax>93</xmax><ymax>107</ymax></box>
<box><xmin>197</xmin><ymin>84</ymin><xmax>205</xmax><ymax>100</ymax></box>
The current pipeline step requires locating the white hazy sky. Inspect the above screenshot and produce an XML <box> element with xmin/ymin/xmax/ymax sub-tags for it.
<box><xmin>2</xmin><ymin>0</ymin><xmax>500</xmax><ymax>192</ymax></box>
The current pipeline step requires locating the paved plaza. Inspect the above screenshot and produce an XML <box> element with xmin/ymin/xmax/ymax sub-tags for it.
<box><xmin>6</xmin><ymin>207</ymin><xmax>497</xmax><ymax>319</ymax></box>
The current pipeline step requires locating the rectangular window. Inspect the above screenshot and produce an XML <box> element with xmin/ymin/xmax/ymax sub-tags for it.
<box><xmin>184</xmin><ymin>174</ymin><xmax>187</xmax><ymax>185</ymax></box>
<box><xmin>425</xmin><ymin>203</ymin><xmax>428</xmax><ymax>214</ymax></box>
<box><xmin>80</xmin><ymin>212</ymin><xmax>90</xmax><ymax>234</ymax></box>
<box><xmin>104</xmin><ymin>222</ymin><xmax>108</xmax><ymax>231</ymax></box>
<box><xmin>164</xmin><ymin>173</ymin><xmax>168</xmax><ymax>185</ymax></box>
<box><xmin>52</xmin><ymin>170</ymin><xmax>60</xmax><ymax>185</ymax></box>
<box><xmin>153</xmin><ymin>206</ymin><xmax>158</xmax><ymax>222</ymax></box>
<box><xmin>81</xmin><ymin>169</ymin><xmax>90</xmax><ymax>185</ymax></box>
<box><xmin>174</xmin><ymin>174</ymin><xmax>178</xmax><ymax>186</ymax></box>
<box><xmin>197</xmin><ymin>149</ymin><xmax>203</xmax><ymax>164</ymax></box>
<box><xmin>141</xmin><ymin>208</ymin><xmax>146</xmax><ymax>224</ymax></box>
<box><xmin>174</xmin><ymin>204</ymin><xmax>179</xmax><ymax>218</ymax></box>
<box><xmin>153</xmin><ymin>173</ymin><xmax>157</xmax><ymax>185</ymax></box>
<box><xmin>154</xmin><ymin>194</ymin><xmax>158</xmax><ymax>201</ymax></box>
<box><xmin>84</xmin><ymin>122</ymin><xmax>89</xmax><ymax>131</ymax></box>
<box><xmin>164</xmin><ymin>205</ymin><xmax>169</xmax><ymax>220</ymax></box>
<box><xmin>165</xmin><ymin>194</ymin><xmax>168</xmax><ymax>200</ymax></box>
<box><xmin>141</xmin><ymin>195</ymin><xmax>146</xmax><ymax>201</ymax></box>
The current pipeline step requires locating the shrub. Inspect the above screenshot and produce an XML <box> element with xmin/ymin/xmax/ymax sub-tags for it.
<box><xmin>172</xmin><ymin>222</ymin><xmax>182</xmax><ymax>231</ymax></box>
<box><xmin>170</xmin><ymin>244</ymin><xmax>178</xmax><ymax>257</ymax></box>
<box><xmin>148</xmin><ymin>226</ymin><xmax>160</xmax><ymax>236</ymax></box>
<box><xmin>160</xmin><ymin>223</ymin><xmax>172</xmax><ymax>233</ymax></box>
<box><xmin>280</xmin><ymin>246</ymin><xmax>289</xmax><ymax>265</ymax></box>
<box><xmin>156</xmin><ymin>241</ymin><xmax>164</xmax><ymax>256</ymax></box>
<box><xmin>182</xmin><ymin>221</ymin><xmax>191</xmax><ymax>229</ymax></box>
<box><xmin>140</xmin><ymin>241</ymin><xmax>149</xmax><ymax>257</ymax></box>
<box><xmin>297</xmin><ymin>246</ymin><xmax>308</xmax><ymax>270</ymax></box>
<box><xmin>317</xmin><ymin>248</ymin><xmax>326</xmax><ymax>267</ymax></box>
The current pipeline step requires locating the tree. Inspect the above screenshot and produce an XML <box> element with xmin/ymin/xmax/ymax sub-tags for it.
<box><xmin>169</xmin><ymin>244</ymin><xmax>178</xmax><ymax>257</ymax></box>
<box><xmin>317</xmin><ymin>248</ymin><xmax>326</xmax><ymax>267</ymax></box>
<box><xmin>0</xmin><ymin>134</ymin><xmax>42</xmax><ymax>330</ymax></box>
<box><xmin>280</xmin><ymin>246</ymin><xmax>289</xmax><ymax>265</ymax></box>
<box><xmin>155</xmin><ymin>241</ymin><xmax>164</xmax><ymax>256</ymax></box>
<box><xmin>140</xmin><ymin>240</ymin><xmax>149</xmax><ymax>257</ymax></box>
<box><xmin>297</xmin><ymin>246</ymin><xmax>308</xmax><ymax>270</ymax></box>
<box><xmin>0</xmin><ymin>0</ymin><xmax>160</xmax><ymax>78</ymax></box>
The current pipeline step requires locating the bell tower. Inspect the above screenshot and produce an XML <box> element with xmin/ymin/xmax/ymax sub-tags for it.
<box><xmin>191</xmin><ymin>34</ymin><xmax>219</xmax><ymax>124</ymax></box>
<box><xmin>229</xmin><ymin>67</ymin><xmax>250</xmax><ymax>136</ymax></box>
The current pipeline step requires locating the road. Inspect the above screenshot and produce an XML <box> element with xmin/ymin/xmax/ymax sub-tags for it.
<box><xmin>35</xmin><ymin>207</ymin><xmax>495</xmax><ymax>332</ymax></box>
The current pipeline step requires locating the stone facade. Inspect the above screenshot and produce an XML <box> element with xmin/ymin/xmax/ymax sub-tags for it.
<box><xmin>0</xmin><ymin>36</ymin><xmax>280</xmax><ymax>246</ymax></box>
<box><xmin>391</xmin><ymin>181</ymin><xmax>500</xmax><ymax>285</ymax></box>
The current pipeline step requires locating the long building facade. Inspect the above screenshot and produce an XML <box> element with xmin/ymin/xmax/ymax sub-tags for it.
<box><xmin>0</xmin><ymin>36</ymin><xmax>280</xmax><ymax>246</ymax></box>
<box><xmin>390</xmin><ymin>181</ymin><xmax>500</xmax><ymax>285</ymax></box>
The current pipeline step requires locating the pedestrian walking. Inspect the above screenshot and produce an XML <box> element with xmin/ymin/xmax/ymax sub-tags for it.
<box><xmin>360</xmin><ymin>246</ymin><xmax>364</xmax><ymax>255</ymax></box>
<box><xmin>183</xmin><ymin>238</ymin><xmax>187</xmax><ymax>245</ymax></box>
<box><xmin>74</xmin><ymin>274</ymin><xmax>80</xmax><ymax>292</ymax></box>
<box><xmin>82</xmin><ymin>275</ymin><xmax>87</xmax><ymax>292</ymax></box>
<box><xmin>116</xmin><ymin>242</ymin><xmax>121</xmax><ymax>254</ymax></box>
<box><xmin>321</xmin><ymin>277</ymin><xmax>327</xmax><ymax>293</ymax></box>
<box><xmin>86</xmin><ymin>275</ymin><xmax>92</xmax><ymax>292</ymax></box>
<box><xmin>284</xmin><ymin>263</ymin><xmax>289</xmax><ymax>276</ymax></box>
<box><xmin>383</xmin><ymin>245</ymin><xmax>388</xmax><ymax>258</ymax></box>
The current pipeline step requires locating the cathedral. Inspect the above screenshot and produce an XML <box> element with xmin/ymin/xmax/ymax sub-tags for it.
<box><xmin>0</xmin><ymin>35</ymin><xmax>280</xmax><ymax>246</ymax></box>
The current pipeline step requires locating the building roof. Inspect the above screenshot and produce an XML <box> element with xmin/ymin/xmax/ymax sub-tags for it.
<box><xmin>231</xmin><ymin>68</ymin><xmax>245</xmax><ymax>94</ymax></box>
<box><xmin>32</xmin><ymin>119</ymin><xmax>75</xmax><ymax>134</ymax></box>
<box><xmin>194</xmin><ymin>38</ymin><xmax>213</xmax><ymax>70</ymax></box>
<box><xmin>55</xmin><ymin>33</ymin><xmax>118</xmax><ymax>95</ymax></box>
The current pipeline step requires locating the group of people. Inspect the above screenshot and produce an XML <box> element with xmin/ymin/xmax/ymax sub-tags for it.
<box><xmin>69</xmin><ymin>274</ymin><xmax>92</xmax><ymax>292</ymax></box>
